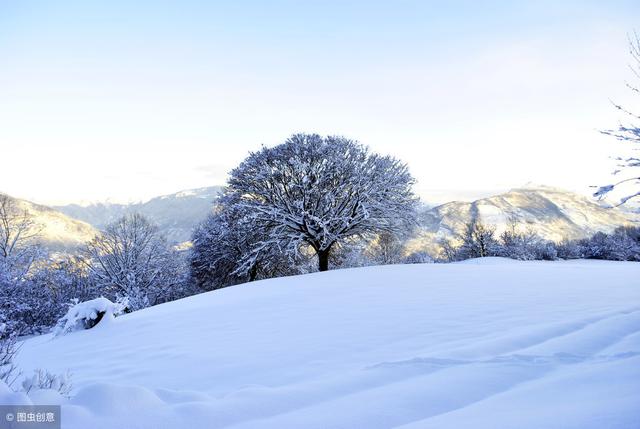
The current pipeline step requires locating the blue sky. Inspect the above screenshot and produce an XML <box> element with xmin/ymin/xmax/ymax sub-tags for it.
<box><xmin>1</xmin><ymin>1</ymin><xmax>639</xmax><ymax>204</ymax></box>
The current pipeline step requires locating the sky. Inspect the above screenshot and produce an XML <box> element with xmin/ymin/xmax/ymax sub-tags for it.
<box><xmin>1</xmin><ymin>0</ymin><xmax>639</xmax><ymax>205</ymax></box>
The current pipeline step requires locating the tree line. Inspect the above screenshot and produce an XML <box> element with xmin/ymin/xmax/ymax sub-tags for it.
<box><xmin>439</xmin><ymin>217</ymin><xmax>640</xmax><ymax>263</ymax></box>
<box><xmin>0</xmin><ymin>194</ymin><xmax>195</xmax><ymax>337</ymax></box>
<box><xmin>1</xmin><ymin>133</ymin><xmax>638</xmax><ymax>339</ymax></box>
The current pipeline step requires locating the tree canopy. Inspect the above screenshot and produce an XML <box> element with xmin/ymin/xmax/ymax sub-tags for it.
<box><xmin>221</xmin><ymin>133</ymin><xmax>418</xmax><ymax>272</ymax></box>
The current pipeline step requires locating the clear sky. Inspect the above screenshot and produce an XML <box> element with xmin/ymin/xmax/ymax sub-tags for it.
<box><xmin>1</xmin><ymin>0</ymin><xmax>639</xmax><ymax>205</ymax></box>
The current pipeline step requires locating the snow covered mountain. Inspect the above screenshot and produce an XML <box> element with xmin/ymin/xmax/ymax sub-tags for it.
<box><xmin>47</xmin><ymin>185</ymin><xmax>638</xmax><ymax>251</ymax></box>
<box><xmin>0</xmin><ymin>193</ymin><xmax>97</xmax><ymax>251</ymax></box>
<box><xmin>409</xmin><ymin>185</ymin><xmax>638</xmax><ymax>254</ymax></box>
<box><xmin>55</xmin><ymin>186</ymin><xmax>223</xmax><ymax>244</ymax></box>
<box><xmin>16</xmin><ymin>259</ymin><xmax>640</xmax><ymax>428</ymax></box>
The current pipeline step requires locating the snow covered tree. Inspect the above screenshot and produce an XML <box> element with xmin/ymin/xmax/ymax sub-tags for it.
<box><xmin>224</xmin><ymin>133</ymin><xmax>418</xmax><ymax>272</ymax></box>
<box><xmin>41</xmin><ymin>256</ymin><xmax>101</xmax><ymax>307</ymax></box>
<box><xmin>191</xmin><ymin>194</ymin><xmax>309</xmax><ymax>290</ymax></box>
<box><xmin>455</xmin><ymin>219</ymin><xmax>498</xmax><ymax>259</ymax></box>
<box><xmin>83</xmin><ymin>213</ymin><xmax>184</xmax><ymax>310</ymax></box>
<box><xmin>345</xmin><ymin>231</ymin><xmax>415</xmax><ymax>267</ymax></box>
<box><xmin>495</xmin><ymin>219</ymin><xmax>556</xmax><ymax>260</ymax></box>
<box><xmin>0</xmin><ymin>194</ymin><xmax>53</xmax><ymax>335</ymax></box>
<box><xmin>556</xmin><ymin>239</ymin><xmax>583</xmax><ymax>260</ymax></box>
<box><xmin>404</xmin><ymin>251</ymin><xmax>433</xmax><ymax>264</ymax></box>
<box><xmin>329</xmin><ymin>231</ymin><xmax>410</xmax><ymax>269</ymax></box>
<box><xmin>594</xmin><ymin>32</ymin><xmax>640</xmax><ymax>205</ymax></box>
<box><xmin>578</xmin><ymin>226</ymin><xmax>640</xmax><ymax>261</ymax></box>
<box><xmin>366</xmin><ymin>232</ymin><xmax>408</xmax><ymax>265</ymax></box>
<box><xmin>190</xmin><ymin>206</ymin><xmax>253</xmax><ymax>290</ymax></box>
<box><xmin>438</xmin><ymin>237</ymin><xmax>459</xmax><ymax>262</ymax></box>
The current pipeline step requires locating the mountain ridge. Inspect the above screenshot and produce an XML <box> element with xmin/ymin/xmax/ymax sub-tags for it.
<box><xmin>54</xmin><ymin>186</ymin><xmax>223</xmax><ymax>243</ymax></box>
<box><xmin>0</xmin><ymin>193</ymin><xmax>98</xmax><ymax>251</ymax></box>
<box><xmin>409</xmin><ymin>185</ymin><xmax>638</xmax><ymax>256</ymax></box>
<box><xmin>8</xmin><ymin>184</ymin><xmax>636</xmax><ymax>254</ymax></box>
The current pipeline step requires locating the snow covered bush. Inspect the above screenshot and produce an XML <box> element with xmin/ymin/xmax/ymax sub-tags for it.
<box><xmin>441</xmin><ymin>221</ymin><xmax>639</xmax><ymax>263</ymax></box>
<box><xmin>0</xmin><ymin>261</ymin><xmax>59</xmax><ymax>336</ymax></box>
<box><xmin>330</xmin><ymin>232</ymin><xmax>424</xmax><ymax>268</ymax></box>
<box><xmin>496</xmin><ymin>223</ymin><xmax>558</xmax><ymax>261</ymax></box>
<box><xmin>53</xmin><ymin>297</ymin><xmax>125</xmax><ymax>336</ymax></box>
<box><xmin>0</xmin><ymin>194</ymin><xmax>58</xmax><ymax>335</ymax></box>
<box><xmin>21</xmin><ymin>369</ymin><xmax>72</xmax><ymax>398</ymax></box>
<box><xmin>0</xmin><ymin>254</ymin><xmax>102</xmax><ymax>336</ymax></box>
<box><xmin>220</xmin><ymin>133</ymin><xmax>418</xmax><ymax>273</ymax></box>
<box><xmin>404</xmin><ymin>251</ymin><xmax>433</xmax><ymax>264</ymax></box>
<box><xmin>556</xmin><ymin>240</ymin><xmax>583</xmax><ymax>259</ymax></box>
<box><xmin>577</xmin><ymin>226</ymin><xmax>640</xmax><ymax>261</ymax></box>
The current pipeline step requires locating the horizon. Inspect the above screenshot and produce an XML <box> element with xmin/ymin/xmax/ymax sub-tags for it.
<box><xmin>2</xmin><ymin>1</ymin><xmax>639</xmax><ymax>205</ymax></box>
<box><xmin>2</xmin><ymin>182</ymin><xmax>593</xmax><ymax>208</ymax></box>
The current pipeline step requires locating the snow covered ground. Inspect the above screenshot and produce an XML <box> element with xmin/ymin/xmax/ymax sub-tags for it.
<box><xmin>15</xmin><ymin>258</ymin><xmax>640</xmax><ymax>428</ymax></box>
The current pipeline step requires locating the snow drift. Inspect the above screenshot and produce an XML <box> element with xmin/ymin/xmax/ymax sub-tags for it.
<box><xmin>53</xmin><ymin>297</ymin><xmax>125</xmax><ymax>336</ymax></box>
<box><xmin>16</xmin><ymin>259</ymin><xmax>640</xmax><ymax>428</ymax></box>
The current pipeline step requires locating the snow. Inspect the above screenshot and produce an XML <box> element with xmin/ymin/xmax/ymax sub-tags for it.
<box><xmin>53</xmin><ymin>297</ymin><xmax>125</xmax><ymax>336</ymax></box>
<box><xmin>15</xmin><ymin>259</ymin><xmax>640</xmax><ymax>428</ymax></box>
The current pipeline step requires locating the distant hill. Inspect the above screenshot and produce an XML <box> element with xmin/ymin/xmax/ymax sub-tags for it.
<box><xmin>49</xmin><ymin>185</ymin><xmax>638</xmax><ymax>254</ymax></box>
<box><xmin>407</xmin><ymin>185</ymin><xmax>639</xmax><ymax>256</ymax></box>
<box><xmin>55</xmin><ymin>187</ymin><xmax>223</xmax><ymax>244</ymax></box>
<box><xmin>1</xmin><ymin>193</ymin><xmax>97</xmax><ymax>251</ymax></box>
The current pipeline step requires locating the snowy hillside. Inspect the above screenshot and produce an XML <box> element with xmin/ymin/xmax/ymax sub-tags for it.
<box><xmin>55</xmin><ymin>186</ymin><xmax>222</xmax><ymax>244</ymax></box>
<box><xmin>409</xmin><ymin>185</ymin><xmax>638</xmax><ymax>254</ymax></box>
<box><xmin>0</xmin><ymin>193</ymin><xmax>97</xmax><ymax>250</ymax></box>
<box><xmin>16</xmin><ymin>259</ymin><xmax>640</xmax><ymax>429</ymax></box>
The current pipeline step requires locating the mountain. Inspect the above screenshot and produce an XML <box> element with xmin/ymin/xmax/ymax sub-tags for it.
<box><xmin>55</xmin><ymin>186</ymin><xmax>223</xmax><ymax>244</ymax></box>
<box><xmin>15</xmin><ymin>260</ymin><xmax>640</xmax><ymax>428</ymax></box>
<box><xmin>52</xmin><ymin>184</ymin><xmax>637</xmax><ymax>252</ymax></box>
<box><xmin>1</xmin><ymin>193</ymin><xmax>97</xmax><ymax>251</ymax></box>
<box><xmin>408</xmin><ymin>185</ymin><xmax>639</xmax><ymax>255</ymax></box>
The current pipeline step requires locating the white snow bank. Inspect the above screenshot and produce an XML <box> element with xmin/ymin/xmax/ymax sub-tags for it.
<box><xmin>455</xmin><ymin>256</ymin><xmax>518</xmax><ymax>265</ymax></box>
<box><xmin>15</xmin><ymin>260</ymin><xmax>640</xmax><ymax>428</ymax></box>
<box><xmin>0</xmin><ymin>380</ymin><xmax>32</xmax><ymax>406</ymax></box>
<box><xmin>53</xmin><ymin>297</ymin><xmax>125</xmax><ymax>336</ymax></box>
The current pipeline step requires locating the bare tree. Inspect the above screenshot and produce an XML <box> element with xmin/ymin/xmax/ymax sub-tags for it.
<box><xmin>83</xmin><ymin>213</ymin><xmax>182</xmax><ymax>310</ymax></box>
<box><xmin>224</xmin><ymin>134</ymin><xmax>418</xmax><ymax>272</ymax></box>
<box><xmin>0</xmin><ymin>194</ymin><xmax>42</xmax><ymax>278</ymax></box>
<box><xmin>364</xmin><ymin>231</ymin><xmax>407</xmax><ymax>265</ymax></box>
<box><xmin>594</xmin><ymin>32</ymin><xmax>640</xmax><ymax>205</ymax></box>
<box><xmin>0</xmin><ymin>194</ymin><xmax>39</xmax><ymax>256</ymax></box>
<box><xmin>0</xmin><ymin>335</ymin><xmax>20</xmax><ymax>388</ymax></box>
<box><xmin>438</xmin><ymin>237</ymin><xmax>458</xmax><ymax>262</ymax></box>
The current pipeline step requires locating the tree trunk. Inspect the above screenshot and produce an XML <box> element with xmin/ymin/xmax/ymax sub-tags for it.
<box><xmin>318</xmin><ymin>249</ymin><xmax>330</xmax><ymax>272</ymax></box>
<box><xmin>249</xmin><ymin>264</ymin><xmax>258</xmax><ymax>282</ymax></box>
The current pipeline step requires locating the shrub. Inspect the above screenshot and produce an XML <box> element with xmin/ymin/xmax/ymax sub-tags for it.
<box><xmin>21</xmin><ymin>369</ymin><xmax>72</xmax><ymax>398</ymax></box>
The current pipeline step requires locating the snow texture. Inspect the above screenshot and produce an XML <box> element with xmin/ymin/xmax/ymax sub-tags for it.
<box><xmin>15</xmin><ymin>259</ymin><xmax>640</xmax><ymax>428</ymax></box>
